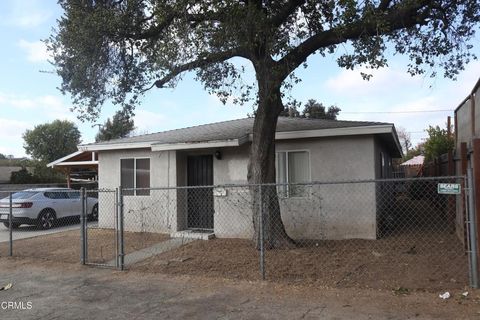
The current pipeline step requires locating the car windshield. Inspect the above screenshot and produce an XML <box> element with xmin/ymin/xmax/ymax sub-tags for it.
<box><xmin>11</xmin><ymin>191</ymin><xmax>38</xmax><ymax>200</ymax></box>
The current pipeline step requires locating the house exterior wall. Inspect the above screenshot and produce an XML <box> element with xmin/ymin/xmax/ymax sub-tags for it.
<box><xmin>97</xmin><ymin>149</ymin><xmax>177</xmax><ymax>233</ymax></box>
<box><xmin>97</xmin><ymin>135</ymin><xmax>384</xmax><ymax>240</ymax></box>
<box><xmin>275</xmin><ymin>136</ymin><xmax>377</xmax><ymax>240</ymax></box>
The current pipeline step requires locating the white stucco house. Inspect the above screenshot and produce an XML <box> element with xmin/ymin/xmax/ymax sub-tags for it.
<box><xmin>52</xmin><ymin>117</ymin><xmax>402</xmax><ymax>240</ymax></box>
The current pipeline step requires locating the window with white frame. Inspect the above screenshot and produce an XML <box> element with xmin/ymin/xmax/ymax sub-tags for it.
<box><xmin>276</xmin><ymin>151</ymin><xmax>310</xmax><ymax>197</ymax></box>
<box><xmin>121</xmin><ymin>158</ymin><xmax>150</xmax><ymax>196</ymax></box>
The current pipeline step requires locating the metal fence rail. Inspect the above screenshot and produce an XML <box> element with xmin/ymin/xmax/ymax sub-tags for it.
<box><xmin>0</xmin><ymin>176</ymin><xmax>476</xmax><ymax>290</ymax></box>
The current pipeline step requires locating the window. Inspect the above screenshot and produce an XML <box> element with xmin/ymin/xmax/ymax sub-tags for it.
<box><xmin>121</xmin><ymin>158</ymin><xmax>150</xmax><ymax>196</ymax></box>
<box><xmin>276</xmin><ymin>151</ymin><xmax>310</xmax><ymax>197</ymax></box>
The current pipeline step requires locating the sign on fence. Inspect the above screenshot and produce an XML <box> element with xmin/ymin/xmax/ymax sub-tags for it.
<box><xmin>437</xmin><ymin>183</ymin><xmax>461</xmax><ymax>194</ymax></box>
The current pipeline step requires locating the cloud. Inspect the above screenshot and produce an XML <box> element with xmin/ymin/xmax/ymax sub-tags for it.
<box><xmin>325</xmin><ymin>66</ymin><xmax>423</xmax><ymax>95</ymax></box>
<box><xmin>0</xmin><ymin>118</ymin><xmax>31</xmax><ymax>157</ymax></box>
<box><xmin>0</xmin><ymin>92</ymin><xmax>74</xmax><ymax>121</ymax></box>
<box><xmin>3</xmin><ymin>0</ymin><xmax>51</xmax><ymax>28</ymax></box>
<box><xmin>133</xmin><ymin>110</ymin><xmax>167</xmax><ymax>134</ymax></box>
<box><xmin>18</xmin><ymin>39</ymin><xmax>49</xmax><ymax>63</ymax></box>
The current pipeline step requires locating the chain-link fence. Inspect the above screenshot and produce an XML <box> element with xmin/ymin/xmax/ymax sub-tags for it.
<box><xmin>0</xmin><ymin>188</ymin><xmax>95</xmax><ymax>263</ymax></box>
<box><xmin>0</xmin><ymin>176</ymin><xmax>476</xmax><ymax>290</ymax></box>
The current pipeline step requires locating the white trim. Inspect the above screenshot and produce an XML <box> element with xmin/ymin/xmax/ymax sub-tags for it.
<box><xmin>120</xmin><ymin>157</ymin><xmax>151</xmax><ymax>196</ymax></box>
<box><xmin>47</xmin><ymin>150</ymin><xmax>84</xmax><ymax>167</ymax></box>
<box><xmin>80</xmin><ymin>142</ymin><xmax>153</xmax><ymax>152</ymax></box>
<box><xmin>52</xmin><ymin>161</ymin><xmax>99</xmax><ymax>167</ymax></box>
<box><xmin>270</xmin><ymin>125</ymin><xmax>394</xmax><ymax>141</ymax></box>
<box><xmin>151</xmin><ymin>136</ymin><xmax>248</xmax><ymax>152</ymax></box>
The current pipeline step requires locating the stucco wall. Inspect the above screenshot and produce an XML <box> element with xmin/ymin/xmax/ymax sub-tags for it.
<box><xmin>275</xmin><ymin>136</ymin><xmax>377</xmax><ymax>240</ymax></box>
<box><xmin>97</xmin><ymin>135</ymin><xmax>382</xmax><ymax>240</ymax></box>
<box><xmin>98</xmin><ymin>149</ymin><xmax>177</xmax><ymax>233</ymax></box>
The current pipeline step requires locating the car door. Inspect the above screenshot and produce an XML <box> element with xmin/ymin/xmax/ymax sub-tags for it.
<box><xmin>68</xmin><ymin>191</ymin><xmax>82</xmax><ymax>217</ymax></box>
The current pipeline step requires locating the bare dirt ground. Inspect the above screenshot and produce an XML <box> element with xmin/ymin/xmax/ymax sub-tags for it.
<box><xmin>0</xmin><ymin>229</ymin><xmax>169</xmax><ymax>264</ymax></box>
<box><xmin>0</xmin><ymin>227</ymin><xmax>467</xmax><ymax>292</ymax></box>
<box><xmin>133</xmin><ymin>231</ymin><xmax>467</xmax><ymax>292</ymax></box>
<box><xmin>0</xmin><ymin>257</ymin><xmax>478</xmax><ymax>320</ymax></box>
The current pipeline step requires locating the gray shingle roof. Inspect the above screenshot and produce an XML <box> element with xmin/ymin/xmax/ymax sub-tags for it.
<box><xmin>83</xmin><ymin>116</ymin><xmax>391</xmax><ymax>147</ymax></box>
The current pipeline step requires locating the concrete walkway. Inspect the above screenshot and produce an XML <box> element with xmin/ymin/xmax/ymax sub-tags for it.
<box><xmin>110</xmin><ymin>237</ymin><xmax>195</xmax><ymax>266</ymax></box>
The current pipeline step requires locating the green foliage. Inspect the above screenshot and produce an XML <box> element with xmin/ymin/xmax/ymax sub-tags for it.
<box><xmin>280</xmin><ymin>99</ymin><xmax>341</xmax><ymax>120</ymax></box>
<box><xmin>9</xmin><ymin>161</ymin><xmax>65</xmax><ymax>184</ymax></box>
<box><xmin>423</xmin><ymin>126</ymin><xmax>454</xmax><ymax>162</ymax></box>
<box><xmin>10</xmin><ymin>168</ymin><xmax>34</xmax><ymax>184</ymax></box>
<box><xmin>95</xmin><ymin>110</ymin><xmax>135</xmax><ymax>142</ymax></box>
<box><xmin>0</xmin><ymin>153</ymin><xmax>6</xmax><ymax>160</ymax></box>
<box><xmin>48</xmin><ymin>1</ymin><xmax>479</xmax><ymax>121</ymax></box>
<box><xmin>23</xmin><ymin>120</ymin><xmax>81</xmax><ymax>163</ymax></box>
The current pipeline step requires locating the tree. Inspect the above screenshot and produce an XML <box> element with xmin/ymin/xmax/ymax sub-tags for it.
<box><xmin>302</xmin><ymin>100</ymin><xmax>340</xmax><ymax>120</ymax></box>
<box><xmin>48</xmin><ymin>0</ymin><xmax>479</xmax><ymax>248</ymax></box>
<box><xmin>397</xmin><ymin>127</ymin><xmax>412</xmax><ymax>156</ymax></box>
<box><xmin>423</xmin><ymin>125</ymin><xmax>454</xmax><ymax>162</ymax></box>
<box><xmin>0</xmin><ymin>154</ymin><xmax>6</xmax><ymax>160</ymax></box>
<box><xmin>23</xmin><ymin>120</ymin><xmax>81</xmax><ymax>163</ymax></box>
<box><xmin>95</xmin><ymin>110</ymin><xmax>135</xmax><ymax>142</ymax></box>
<box><xmin>280</xmin><ymin>99</ymin><xmax>341</xmax><ymax>119</ymax></box>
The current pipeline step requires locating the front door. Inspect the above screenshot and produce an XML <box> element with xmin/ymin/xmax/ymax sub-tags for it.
<box><xmin>187</xmin><ymin>155</ymin><xmax>214</xmax><ymax>229</ymax></box>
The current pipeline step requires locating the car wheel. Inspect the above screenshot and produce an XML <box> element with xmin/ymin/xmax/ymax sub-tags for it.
<box><xmin>88</xmin><ymin>204</ymin><xmax>98</xmax><ymax>221</ymax></box>
<box><xmin>37</xmin><ymin>210</ymin><xmax>56</xmax><ymax>230</ymax></box>
<box><xmin>3</xmin><ymin>222</ymin><xmax>20</xmax><ymax>229</ymax></box>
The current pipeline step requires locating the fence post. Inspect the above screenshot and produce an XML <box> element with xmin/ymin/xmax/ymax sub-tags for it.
<box><xmin>259</xmin><ymin>185</ymin><xmax>265</xmax><ymax>280</ymax></box>
<box><xmin>467</xmin><ymin>168</ymin><xmax>479</xmax><ymax>288</ymax></box>
<box><xmin>8</xmin><ymin>192</ymin><xmax>12</xmax><ymax>257</ymax></box>
<box><xmin>118</xmin><ymin>186</ymin><xmax>125</xmax><ymax>271</ymax></box>
<box><xmin>114</xmin><ymin>188</ymin><xmax>119</xmax><ymax>269</ymax></box>
<box><xmin>80</xmin><ymin>187</ymin><xmax>86</xmax><ymax>265</ymax></box>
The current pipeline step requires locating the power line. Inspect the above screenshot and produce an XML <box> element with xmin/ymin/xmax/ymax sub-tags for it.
<box><xmin>341</xmin><ymin>109</ymin><xmax>453</xmax><ymax>114</ymax></box>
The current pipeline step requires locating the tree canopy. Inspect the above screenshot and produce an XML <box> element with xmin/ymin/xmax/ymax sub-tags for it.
<box><xmin>95</xmin><ymin>110</ymin><xmax>135</xmax><ymax>142</ymax></box>
<box><xmin>49</xmin><ymin>0</ymin><xmax>479</xmax><ymax>248</ymax></box>
<box><xmin>423</xmin><ymin>125</ymin><xmax>454</xmax><ymax>162</ymax></box>
<box><xmin>23</xmin><ymin>120</ymin><xmax>82</xmax><ymax>163</ymax></box>
<box><xmin>280</xmin><ymin>99</ymin><xmax>341</xmax><ymax>119</ymax></box>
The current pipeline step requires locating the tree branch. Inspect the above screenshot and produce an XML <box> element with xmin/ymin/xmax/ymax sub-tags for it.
<box><xmin>153</xmin><ymin>48</ymin><xmax>250</xmax><ymax>88</ymax></box>
<box><xmin>269</xmin><ymin>0</ymin><xmax>306</xmax><ymax>28</ymax></box>
<box><xmin>276</xmin><ymin>0</ymin><xmax>433</xmax><ymax>80</ymax></box>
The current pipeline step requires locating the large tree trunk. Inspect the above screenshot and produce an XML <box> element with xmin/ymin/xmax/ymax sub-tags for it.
<box><xmin>248</xmin><ymin>67</ymin><xmax>295</xmax><ymax>249</ymax></box>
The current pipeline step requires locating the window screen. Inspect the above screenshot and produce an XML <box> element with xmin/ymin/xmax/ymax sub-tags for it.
<box><xmin>288</xmin><ymin>152</ymin><xmax>309</xmax><ymax>197</ymax></box>
<box><xmin>136</xmin><ymin>159</ymin><xmax>150</xmax><ymax>196</ymax></box>
<box><xmin>121</xmin><ymin>159</ymin><xmax>135</xmax><ymax>196</ymax></box>
<box><xmin>276</xmin><ymin>151</ymin><xmax>310</xmax><ymax>197</ymax></box>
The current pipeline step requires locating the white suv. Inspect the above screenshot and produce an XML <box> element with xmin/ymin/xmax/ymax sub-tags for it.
<box><xmin>0</xmin><ymin>188</ymin><xmax>98</xmax><ymax>229</ymax></box>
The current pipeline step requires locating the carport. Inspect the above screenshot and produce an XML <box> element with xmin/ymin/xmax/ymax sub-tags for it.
<box><xmin>47</xmin><ymin>151</ymin><xmax>98</xmax><ymax>187</ymax></box>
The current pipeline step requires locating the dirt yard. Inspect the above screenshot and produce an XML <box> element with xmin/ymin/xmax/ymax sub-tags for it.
<box><xmin>0</xmin><ymin>227</ymin><xmax>469</xmax><ymax>292</ymax></box>
<box><xmin>0</xmin><ymin>229</ymin><xmax>169</xmax><ymax>265</ymax></box>
<box><xmin>0</xmin><ymin>257</ymin><xmax>479</xmax><ymax>319</ymax></box>
<box><xmin>132</xmin><ymin>231</ymin><xmax>468</xmax><ymax>291</ymax></box>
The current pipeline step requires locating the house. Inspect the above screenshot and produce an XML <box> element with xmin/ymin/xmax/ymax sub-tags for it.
<box><xmin>56</xmin><ymin>117</ymin><xmax>402</xmax><ymax>240</ymax></box>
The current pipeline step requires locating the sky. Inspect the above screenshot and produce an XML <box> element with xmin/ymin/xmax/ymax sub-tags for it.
<box><xmin>0</xmin><ymin>0</ymin><xmax>479</xmax><ymax>158</ymax></box>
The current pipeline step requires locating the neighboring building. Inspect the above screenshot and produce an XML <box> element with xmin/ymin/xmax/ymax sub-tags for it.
<box><xmin>53</xmin><ymin>117</ymin><xmax>402</xmax><ymax>240</ymax></box>
<box><xmin>400</xmin><ymin>155</ymin><xmax>425</xmax><ymax>177</ymax></box>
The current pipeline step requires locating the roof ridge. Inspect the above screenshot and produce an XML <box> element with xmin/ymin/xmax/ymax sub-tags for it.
<box><xmin>91</xmin><ymin>116</ymin><xmax>253</xmax><ymax>145</ymax></box>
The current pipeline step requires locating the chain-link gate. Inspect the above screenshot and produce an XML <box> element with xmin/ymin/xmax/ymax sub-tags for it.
<box><xmin>82</xmin><ymin>188</ymin><xmax>119</xmax><ymax>268</ymax></box>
